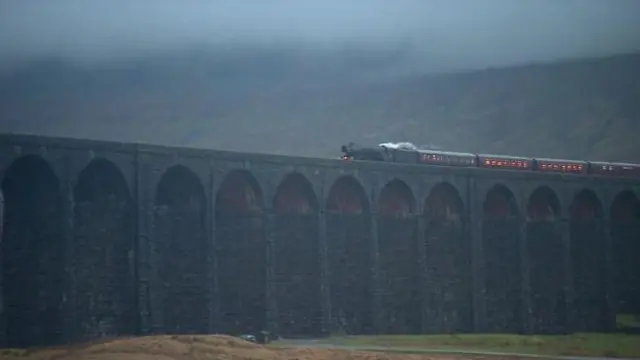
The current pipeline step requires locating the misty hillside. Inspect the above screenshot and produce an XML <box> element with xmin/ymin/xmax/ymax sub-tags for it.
<box><xmin>0</xmin><ymin>50</ymin><xmax>639</xmax><ymax>162</ymax></box>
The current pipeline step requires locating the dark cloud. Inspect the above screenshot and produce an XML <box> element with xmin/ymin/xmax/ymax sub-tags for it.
<box><xmin>0</xmin><ymin>0</ymin><xmax>639</xmax><ymax>72</ymax></box>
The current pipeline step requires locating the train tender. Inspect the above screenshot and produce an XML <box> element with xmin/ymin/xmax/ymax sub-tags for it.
<box><xmin>340</xmin><ymin>142</ymin><xmax>640</xmax><ymax>179</ymax></box>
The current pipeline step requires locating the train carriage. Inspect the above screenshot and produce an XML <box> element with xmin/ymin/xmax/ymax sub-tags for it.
<box><xmin>612</xmin><ymin>162</ymin><xmax>640</xmax><ymax>178</ymax></box>
<box><xmin>339</xmin><ymin>141</ymin><xmax>640</xmax><ymax>179</ymax></box>
<box><xmin>478</xmin><ymin>154</ymin><xmax>533</xmax><ymax>171</ymax></box>
<box><xmin>589</xmin><ymin>161</ymin><xmax>616</xmax><ymax>176</ymax></box>
<box><xmin>592</xmin><ymin>161</ymin><xmax>640</xmax><ymax>178</ymax></box>
<box><xmin>417</xmin><ymin>150</ymin><xmax>477</xmax><ymax>167</ymax></box>
<box><xmin>534</xmin><ymin>158</ymin><xmax>588</xmax><ymax>175</ymax></box>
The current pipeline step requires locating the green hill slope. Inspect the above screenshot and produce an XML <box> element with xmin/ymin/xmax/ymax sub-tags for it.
<box><xmin>0</xmin><ymin>51</ymin><xmax>638</xmax><ymax>162</ymax></box>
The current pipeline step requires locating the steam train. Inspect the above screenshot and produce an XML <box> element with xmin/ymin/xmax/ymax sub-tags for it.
<box><xmin>340</xmin><ymin>142</ymin><xmax>640</xmax><ymax>179</ymax></box>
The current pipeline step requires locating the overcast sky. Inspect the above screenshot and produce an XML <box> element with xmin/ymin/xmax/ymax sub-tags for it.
<box><xmin>1</xmin><ymin>0</ymin><xmax>639</xmax><ymax>72</ymax></box>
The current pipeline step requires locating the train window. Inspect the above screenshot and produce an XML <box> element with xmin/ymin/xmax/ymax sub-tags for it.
<box><xmin>539</xmin><ymin>161</ymin><xmax>585</xmax><ymax>173</ymax></box>
<box><xmin>423</xmin><ymin>154</ymin><xmax>444</xmax><ymax>162</ymax></box>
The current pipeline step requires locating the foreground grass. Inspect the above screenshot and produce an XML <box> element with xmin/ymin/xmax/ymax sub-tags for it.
<box><xmin>319</xmin><ymin>333</ymin><xmax>640</xmax><ymax>358</ymax></box>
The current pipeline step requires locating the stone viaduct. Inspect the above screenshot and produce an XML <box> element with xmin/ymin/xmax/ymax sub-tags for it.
<box><xmin>0</xmin><ymin>133</ymin><xmax>638</xmax><ymax>348</ymax></box>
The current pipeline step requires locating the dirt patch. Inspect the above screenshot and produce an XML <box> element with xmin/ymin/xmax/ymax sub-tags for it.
<box><xmin>0</xmin><ymin>335</ymin><xmax>527</xmax><ymax>360</ymax></box>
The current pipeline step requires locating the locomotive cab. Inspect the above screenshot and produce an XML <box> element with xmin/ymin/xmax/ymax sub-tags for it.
<box><xmin>340</xmin><ymin>143</ymin><xmax>386</xmax><ymax>161</ymax></box>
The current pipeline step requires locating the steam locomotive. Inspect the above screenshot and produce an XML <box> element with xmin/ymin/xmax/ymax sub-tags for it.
<box><xmin>340</xmin><ymin>142</ymin><xmax>640</xmax><ymax>179</ymax></box>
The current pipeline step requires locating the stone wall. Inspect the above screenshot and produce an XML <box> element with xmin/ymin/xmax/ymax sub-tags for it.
<box><xmin>0</xmin><ymin>134</ymin><xmax>638</xmax><ymax>347</ymax></box>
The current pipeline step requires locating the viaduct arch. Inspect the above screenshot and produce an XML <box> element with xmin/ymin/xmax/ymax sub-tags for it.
<box><xmin>1</xmin><ymin>155</ymin><xmax>65</xmax><ymax>348</ymax></box>
<box><xmin>73</xmin><ymin>158</ymin><xmax>134</xmax><ymax>340</ymax></box>
<box><xmin>525</xmin><ymin>186</ymin><xmax>566</xmax><ymax>334</ymax></box>
<box><xmin>377</xmin><ymin>179</ymin><xmax>419</xmax><ymax>334</ymax></box>
<box><xmin>153</xmin><ymin>165</ymin><xmax>208</xmax><ymax>334</ymax></box>
<box><xmin>325</xmin><ymin>175</ymin><xmax>373</xmax><ymax>335</ymax></box>
<box><xmin>482</xmin><ymin>184</ymin><xmax>522</xmax><ymax>333</ymax></box>
<box><xmin>569</xmin><ymin>189</ymin><xmax>607</xmax><ymax>331</ymax></box>
<box><xmin>610</xmin><ymin>191</ymin><xmax>640</xmax><ymax>325</ymax></box>
<box><xmin>272</xmin><ymin>172</ymin><xmax>321</xmax><ymax>336</ymax></box>
<box><xmin>423</xmin><ymin>182</ymin><xmax>472</xmax><ymax>333</ymax></box>
<box><xmin>215</xmin><ymin>169</ymin><xmax>265</xmax><ymax>335</ymax></box>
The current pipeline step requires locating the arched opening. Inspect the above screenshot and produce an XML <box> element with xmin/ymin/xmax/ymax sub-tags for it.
<box><xmin>482</xmin><ymin>184</ymin><xmax>522</xmax><ymax>333</ymax></box>
<box><xmin>526</xmin><ymin>186</ymin><xmax>560</xmax><ymax>222</ymax></box>
<box><xmin>272</xmin><ymin>173</ymin><xmax>320</xmax><ymax>336</ymax></box>
<box><xmin>525</xmin><ymin>186</ymin><xmax>566</xmax><ymax>333</ymax></box>
<box><xmin>610</xmin><ymin>191</ymin><xmax>640</xmax><ymax>331</ymax></box>
<box><xmin>215</xmin><ymin>170</ymin><xmax>265</xmax><ymax>335</ymax></box>
<box><xmin>154</xmin><ymin>165</ymin><xmax>208</xmax><ymax>334</ymax></box>
<box><xmin>73</xmin><ymin>159</ymin><xmax>134</xmax><ymax>340</ymax></box>
<box><xmin>570</xmin><ymin>190</ymin><xmax>607</xmax><ymax>332</ymax></box>
<box><xmin>1</xmin><ymin>155</ymin><xmax>65</xmax><ymax>347</ymax></box>
<box><xmin>377</xmin><ymin>179</ymin><xmax>420</xmax><ymax>334</ymax></box>
<box><xmin>423</xmin><ymin>182</ymin><xmax>472</xmax><ymax>333</ymax></box>
<box><xmin>325</xmin><ymin>176</ymin><xmax>373</xmax><ymax>334</ymax></box>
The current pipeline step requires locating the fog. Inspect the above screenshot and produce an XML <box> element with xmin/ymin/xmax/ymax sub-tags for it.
<box><xmin>1</xmin><ymin>0</ymin><xmax>640</xmax><ymax>73</ymax></box>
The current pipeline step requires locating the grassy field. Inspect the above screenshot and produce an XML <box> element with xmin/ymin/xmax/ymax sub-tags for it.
<box><xmin>319</xmin><ymin>333</ymin><xmax>640</xmax><ymax>358</ymax></box>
